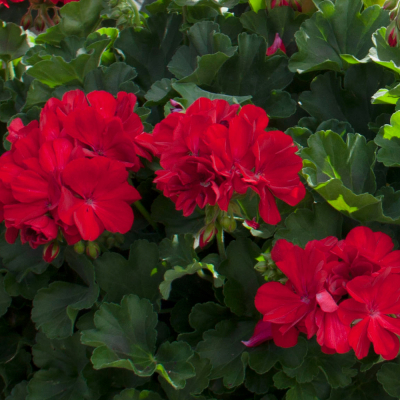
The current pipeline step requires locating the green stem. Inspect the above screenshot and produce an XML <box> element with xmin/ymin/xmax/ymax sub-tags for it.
<box><xmin>5</xmin><ymin>61</ymin><xmax>15</xmax><ymax>81</ymax></box>
<box><xmin>126</xmin><ymin>0</ymin><xmax>141</xmax><ymax>27</ymax></box>
<box><xmin>133</xmin><ymin>201</ymin><xmax>158</xmax><ymax>231</ymax></box>
<box><xmin>42</xmin><ymin>9</ymin><xmax>55</xmax><ymax>27</ymax></box>
<box><xmin>216</xmin><ymin>228</ymin><xmax>227</xmax><ymax>261</ymax></box>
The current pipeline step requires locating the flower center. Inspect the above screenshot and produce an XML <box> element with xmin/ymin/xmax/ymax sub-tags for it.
<box><xmin>86</xmin><ymin>198</ymin><xmax>94</xmax><ymax>205</ymax></box>
<box><xmin>200</xmin><ymin>182</ymin><xmax>211</xmax><ymax>188</ymax></box>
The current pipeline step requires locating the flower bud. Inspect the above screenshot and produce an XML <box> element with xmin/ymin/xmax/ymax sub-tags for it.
<box><xmin>199</xmin><ymin>224</ymin><xmax>217</xmax><ymax>248</ymax></box>
<box><xmin>43</xmin><ymin>241</ymin><xmax>60</xmax><ymax>263</ymax></box>
<box><xmin>220</xmin><ymin>216</ymin><xmax>237</xmax><ymax>232</ymax></box>
<box><xmin>34</xmin><ymin>13</ymin><xmax>45</xmax><ymax>32</ymax></box>
<box><xmin>289</xmin><ymin>0</ymin><xmax>302</xmax><ymax>11</ymax></box>
<box><xmin>106</xmin><ymin>236</ymin><xmax>115</xmax><ymax>249</ymax></box>
<box><xmin>52</xmin><ymin>12</ymin><xmax>61</xmax><ymax>25</ymax></box>
<box><xmin>170</xmin><ymin>99</ymin><xmax>184</xmax><ymax>113</ymax></box>
<box><xmin>86</xmin><ymin>241</ymin><xmax>101</xmax><ymax>259</ymax></box>
<box><xmin>74</xmin><ymin>240</ymin><xmax>85</xmax><ymax>255</ymax></box>
<box><xmin>227</xmin><ymin>201</ymin><xmax>241</xmax><ymax>216</ymax></box>
<box><xmin>110</xmin><ymin>9</ymin><xmax>122</xmax><ymax>19</ymax></box>
<box><xmin>267</xmin><ymin>33</ymin><xmax>286</xmax><ymax>56</ymax></box>
<box><xmin>115</xmin><ymin>233</ymin><xmax>125</xmax><ymax>245</ymax></box>
<box><xmin>245</xmin><ymin>219</ymin><xmax>260</xmax><ymax>230</ymax></box>
<box><xmin>109</xmin><ymin>0</ymin><xmax>119</xmax><ymax>5</ymax></box>
<box><xmin>20</xmin><ymin>12</ymin><xmax>33</xmax><ymax>30</ymax></box>
<box><xmin>383</xmin><ymin>0</ymin><xmax>398</xmax><ymax>10</ymax></box>
<box><xmin>388</xmin><ymin>26</ymin><xmax>398</xmax><ymax>47</ymax></box>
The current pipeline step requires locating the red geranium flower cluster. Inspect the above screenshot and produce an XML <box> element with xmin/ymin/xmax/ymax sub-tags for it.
<box><xmin>244</xmin><ymin>226</ymin><xmax>400</xmax><ymax>360</ymax></box>
<box><xmin>0</xmin><ymin>90</ymin><xmax>152</xmax><ymax>261</ymax></box>
<box><xmin>151</xmin><ymin>98</ymin><xmax>305</xmax><ymax>225</ymax></box>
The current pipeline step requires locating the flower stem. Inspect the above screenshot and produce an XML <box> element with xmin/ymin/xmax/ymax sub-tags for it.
<box><xmin>133</xmin><ymin>201</ymin><xmax>158</xmax><ymax>231</ymax></box>
<box><xmin>126</xmin><ymin>0</ymin><xmax>141</xmax><ymax>27</ymax></box>
<box><xmin>42</xmin><ymin>9</ymin><xmax>55</xmax><ymax>27</ymax></box>
<box><xmin>5</xmin><ymin>61</ymin><xmax>15</xmax><ymax>81</ymax></box>
<box><xmin>216</xmin><ymin>228</ymin><xmax>227</xmax><ymax>261</ymax></box>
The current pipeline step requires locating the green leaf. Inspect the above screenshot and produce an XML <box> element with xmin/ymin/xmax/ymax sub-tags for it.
<box><xmin>369</xmin><ymin>27</ymin><xmax>400</xmax><ymax>74</ymax></box>
<box><xmin>289</xmin><ymin>0</ymin><xmax>389</xmax><ymax>73</ymax></box>
<box><xmin>302</xmin><ymin>130</ymin><xmax>377</xmax><ymax>195</ymax></box>
<box><xmin>0</xmin><ymin>350</ymin><xmax>32</xmax><ymax>395</ymax></box>
<box><xmin>27</xmin><ymin>33</ymin><xmax>110</xmax><ymax>88</ymax></box>
<box><xmin>151</xmin><ymin>195</ymin><xmax>205</xmax><ymax>237</ymax></box>
<box><xmin>377</xmin><ymin>363</ymin><xmax>400</xmax><ymax>398</ymax></box>
<box><xmin>159</xmin><ymin>261</ymin><xmax>221</xmax><ymax>300</ymax></box>
<box><xmin>23</xmin><ymin>80</ymin><xmax>54</xmax><ymax>111</ymax></box>
<box><xmin>94</xmin><ymin>240</ymin><xmax>164</xmax><ymax>305</ymax></box>
<box><xmin>299</xmin><ymin>64</ymin><xmax>395</xmax><ymax>138</ymax></box>
<box><xmin>114</xmin><ymin>13</ymin><xmax>183</xmax><ymax>91</ymax></box>
<box><xmin>372</xmin><ymin>82</ymin><xmax>400</xmax><ymax>105</ymax></box>
<box><xmin>240</xmin><ymin>8</ymin><xmax>307</xmax><ymax>49</ymax></box>
<box><xmin>113</xmin><ymin>388</ymin><xmax>164</xmax><ymax>400</ymax></box>
<box><xmin>275</xmin><ymin>202</ymin><xmax>343</xmax><ymax>247</ymax></box>
<box><xmin>144</xmin><ymin>78</ymin><xmax>176</xmax><ymax>106</ymax></box>
<box><xmin>159</xmin><ymin>353</ymin><xmax>212</xmax><ymax>400</ymax></box>
<box><xmin>329</xmin><ymin>370</ymin><xmax>393</xmax><ymax>400</ymax></box>
<box><xmin>249</xmin><ymin>0</ymin><xmax>266</xmax><ymax>12</ymax></box>
<box><xmin>196</xmin><ymin>320</ymin><xmax>255</xmax><ymax>389</ymax></box>
<box><xmin>375</xmin><ymin>110</ymin><xmax>400</xmax><ymax>166</ymax></box>
<box><xmin>217</xmin><ymin>238</ymin><xmax>263</xmax><ymax>317</ymax></box>
<box><xmin>0</xmin><ymin>21</ymin><xmax>29</xmax><ymax>63</ymax></box>
<box><xmin>171</xmin><ymin>82</ymin><xmax>252</xmax><ymax>106</ymax></box>
<box><xmin>81</xmin><ymin>294</ymin><xmax>195</xmax><ymax>389</ymax></box>
<box><xmin>247</xmin><ymin>337</ymin><xmax>308</xmax><ymax>374</ymax></box>
<box><xmin>283</xmin><ymin>340</ymin><xmax>356</xmax><ymax>388</ymax></box>
<box><xmin>245</xmin><ymin>368</ymin><xmax>274</xmax><ymax>394</ymax></box>
<box><xmin>3</xmin><ymin>270</ymin><xmax>53</xmax><ymax>300</ymax></box>
<box><xmin>28</xmin><ymin>332</ymin><xmax>92</xmax><ymax>400</ymax></box>
<box><xmin>286</xmin><ymin>383</ymin><xmax>319</xmax><ymax>400</ymax></box>
<box><xmin>178</xmin><ymin>302</ymin><xmax>231</xmax><ymax>346</ymax></box>
<box><xmin>31</xmin><ymin>250</ymin><xmax>99</xmax><ymax>339</ymax></box>
<box><xmin>302</xmin><ymin>130</ymin><xmax>400</xmax><ymax>224</ymax></box>
<box><xmin>0</xmin><ymin>230</ymin><xmax>48</xmax><ymax>282</ymax></box>
<box><xmin>215</xmin><ymin>33</ymin><xmax>295</xmax><ymax>118</ymax></box>
<box><xmin>168</xmin><ymin>21</ymin><xmax>236</xmax><ymax>86</ymax></box>
<box><xmin>159</xmin><ymin>234</ymin><xmax>198</xmax><ymax>268</ymax></box>
<box><xmin>5</xmin><ymin>381</ymin><xmax>28</xmax><ymax>400</ymax></box>
<box><xmin>35</xmin><ymin>0</ymin><xmax>104</xmax><ymax>45</ymax></box>
<box><xmin>273</xmin><ymin>371</ymin><xmax>296</xmax><ymax>389</ymax></box>
<box><xmin>84</xmin><ymin>62</ymin><xmax>139</xmax><ymax>95</ymax></box>
<box><xmin>0</xmin><ymin>274</ymin><xmax>11</xmax><ymax>317</ymax></box>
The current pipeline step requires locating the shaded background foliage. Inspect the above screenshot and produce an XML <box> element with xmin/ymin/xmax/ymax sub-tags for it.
<box><xmin>2</xmin><ymin>0</ymin><xmax>400</xmax><ymax>398</ymax></box>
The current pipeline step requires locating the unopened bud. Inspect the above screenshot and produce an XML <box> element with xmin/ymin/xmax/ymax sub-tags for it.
<box><xmin>245</xmin><ymin>219</ymin><xmax>260</xmax><ymax>230</ymax></box>
<box><xmin>106</xmin><ymin>237</ymin><xmax>115</xmax><ymax>249</ymax></box>
<box><xmin>20</xmin><ymin>12</ymin><xmax>33</xmax><ymax>30</ymax></box>
<box><xmin>384</xmin><ymin>0</ymin><xmax>398</xmax><ymax>10</ymax></box>
<box><xmin>388</xmin><ymin>26</ymin><xmax>398</xmax><ymax>47</ymax></box>
<box><xmin>43</xmin><ymin>241</ymin><xmax>60</xmax><ymax>263</ymax></box>
<box><xmin>199</xmin><ymin>224</ymin><xmax>217</xmax><ymax>248</ymax></box>
<box><xmin>289</xmin><ymin>0</ymin><xmax>302</xmax><ymax>11</ymax></box>
<box><xmin>86</xmin><ymin>241</ymin><xmax>101</xmax><ymax>259</ymax></box>
<box><xmin>34</xmin><ymin>13</ymin><xmax>45</xmax><ymax>32</ymax></box>
<box><xmin>110</xmin><ymin>9</ymin><xmax>122</xmax><ymax>18</ymax></box>
<box><xmin>220</xmin><ymin>216</ymin><xmax>237</xmax><ymax>232</ymax></box>
<box><xmin>109</xmin><ymin>0</ymin><xmax>119</xmax><ymax>5</ymax></box>
<box><xmin>74</xmin><ymin>241</ymin><xmax>85</xmax><ymax>255</ymax></box>
<box><xmin>115</xmin><ymin>233</ymin><xmax>125</xmax><ymax>245</ymax></box>
<box><xmin>52</xmin><ymin>12</ymin><xmax>61</xmax><ymax>25</ymax></box>
<box><xmin>170</xmin><ymin>99</ymin><xmax>184</xmax><ymax>113</ymax></box>
<box><xmin>227</xmin><ymin>201</ymin><xmax>241</xmax><ymax>216</ymax></box>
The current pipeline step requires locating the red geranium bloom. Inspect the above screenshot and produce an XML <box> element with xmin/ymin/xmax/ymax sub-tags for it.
<box><xmin>338</xmin><ymin>272</ymin><xmax>400</xmax><ymax>360</ymax></box>
<box><xmin>154</xmin><ymin>157</ymin><xmax>221</xmax><ymax>216</ymax></box>
<box><xmin>58</xmin><ymin>157</ymin><xmax>141</xmax><ymax>241</ymax></box>
<box><xmin>254</xmin><ymin>239</ymin><xmax>338</xmax><ymax>346</ymax></box>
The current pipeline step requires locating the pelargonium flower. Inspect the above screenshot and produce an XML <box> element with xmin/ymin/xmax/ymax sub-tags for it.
<box><xmin>152</xmin><ymin>98</ymin><xmax>305</xmax><ymax>225</ymax></box>
<box><xmin>338</xmin><ymin>272</ymin><xmax>400</xmax><ymax>360</ymax></box>
<box><xmin>58</xmin><ymin>157</ymin><xmax>141</xmax><ymax>241</ymax></box>
<box><xmin>0</xmin><ymin>89</ymin><xmax>146</xmax><ymax>261</ymax></box>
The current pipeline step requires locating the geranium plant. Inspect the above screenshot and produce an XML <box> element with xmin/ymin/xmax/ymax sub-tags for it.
<box><xmin>2</xmin><ymin>0</ymin><xmax>400</xmax><ymax>398</ymax></box>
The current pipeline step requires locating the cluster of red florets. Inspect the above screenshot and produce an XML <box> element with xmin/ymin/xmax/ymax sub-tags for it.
<box><xmin>244</xmin><ymin>226</ymin><xmax>400</xmax><ymax>360</ymax></box>
<box><xmin>0</xmin><ymin>90</ymin><xmax>153</xmax><ymax>261</ymax></box>
<box><xmin>151</xmin><ymin>98</ymin><xmax>305</xmax><ymax>225</ymax></box>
